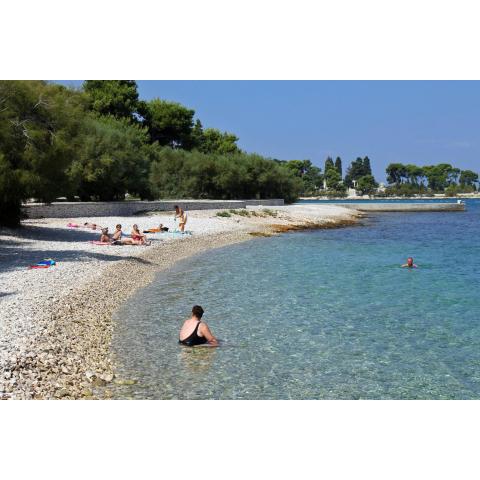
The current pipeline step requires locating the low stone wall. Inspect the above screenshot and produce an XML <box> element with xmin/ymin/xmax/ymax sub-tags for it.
<box><xmin>23</xmin><ymin>199</ymin><xmax>282</xmax><ymax>219</ymax></box>
<box><xmin>244</xmin><ymin>199</ymin><xmax>284</xmax><ymax>206</ymax></box>
<box><xmin>336</xmin><ymin>202</ymin><xmax>466</xmax><ymax>212</ymax></box>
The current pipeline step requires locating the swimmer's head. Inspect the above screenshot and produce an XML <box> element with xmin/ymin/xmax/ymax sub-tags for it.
<box><xmin>407</xmin><ymin>257</ymin><xmax>414</xmax><ymax>266</ymax></box>
<box><xmin>192</xmin><ymin>305</ymin><xmax>204</xmax><ymax>319</ymax></box>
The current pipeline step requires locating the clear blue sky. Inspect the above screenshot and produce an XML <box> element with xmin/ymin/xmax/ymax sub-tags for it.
<box><xmin>57</xmin><ymin>81</ymin><xmax>480</xmax><ymax>181</ymax></box>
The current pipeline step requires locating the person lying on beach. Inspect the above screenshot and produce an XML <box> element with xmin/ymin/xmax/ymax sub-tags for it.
<box><xmin>131</xmin><ymin>224</ymin><xmax>151</xmax><ymax>245</ymax></box>
<box><xmin>143</xmin><ymin>223</ymin><xmax>169</xmax><ymax>233</ymax></box>
<box><xmin>99</xmin><ymin>228</ymin><xmax>111</xmax><ymax>243</ymax></box>
<box><xmin>179</xmin><ymin>305</ymin><xmax>218</xmax><ymax>347</ymax></box>
<box><xmin>84</xmin><ymin>222</ymin><xmax>101</xmax><ymax>230</ymax></box>
<box><xmin>174</xmin><ymin>205</ymin><xmax>187</xmax><ymax>232</ymax></box>
<box><xmin>401</xmin><ymin>257</ymin><xmax>418</xmax><ymax>268</ymax></box>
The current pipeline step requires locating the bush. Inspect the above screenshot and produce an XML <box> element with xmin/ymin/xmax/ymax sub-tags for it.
<box><xmin>216</xmin><ymin>211</ymin><xmax>231</xmax><ymax>217</ymax></box>
<box><xmin>262</xmin><ymin>208</ymin><xmax>278</xmax><ymax>217</ymax></box>
<box><xmin>149</xmin><ymin>147</ymin><xmax>302</xmax><ymax>202</ymax></box>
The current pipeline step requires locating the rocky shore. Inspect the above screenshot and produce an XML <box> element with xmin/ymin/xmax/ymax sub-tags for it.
<box><xmin>0</xmin><ymin>205</ymin><xmax>359</xmax><ymax>399</ymax></box>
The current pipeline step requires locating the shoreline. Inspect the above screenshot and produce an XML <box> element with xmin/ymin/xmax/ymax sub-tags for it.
<box><xmin>0</xmin><ymin>205</ymin><xmax>360</xmax><ymax>399</ymax></box>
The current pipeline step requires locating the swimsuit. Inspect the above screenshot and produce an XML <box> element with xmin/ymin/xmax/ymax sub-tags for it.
<box><xmin>179</xmin><ymin>321</ymin><xmax>207</xmax><ymax>346</ymax></box>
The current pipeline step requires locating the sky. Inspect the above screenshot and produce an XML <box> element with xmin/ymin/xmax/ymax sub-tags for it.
<box><xmin>57</xmin><ymin>81</ymin><xmax>480</xmax><ymax>182</ymax></box>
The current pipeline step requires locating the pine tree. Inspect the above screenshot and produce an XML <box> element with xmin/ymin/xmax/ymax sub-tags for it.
<box><xmin>335</xmin><ymin>156</ymin><xmax>342</xmax><ymax>178</ymax></box>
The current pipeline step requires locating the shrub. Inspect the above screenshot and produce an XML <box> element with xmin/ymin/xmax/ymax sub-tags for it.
<box><xmin>216</xmin><ymin>211</ymin><xmax>231</xmax><ymax>217</ymax></box>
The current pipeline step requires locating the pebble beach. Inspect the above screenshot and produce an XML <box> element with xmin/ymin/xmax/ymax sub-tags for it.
<box><xmin>0</xmin><ymin>204</ymin><xmax>359</xmax><ymax>399</ymax></box>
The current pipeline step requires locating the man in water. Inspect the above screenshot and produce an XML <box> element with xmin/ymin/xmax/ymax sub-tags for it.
<box><xmin>401</xmin><ymin>257</ymin><xmax>418</xmax><ymax>268</ymax></box>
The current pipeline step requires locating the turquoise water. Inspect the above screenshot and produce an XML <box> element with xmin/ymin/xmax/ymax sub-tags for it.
<box><xmin>297</xmin><ymin>198</ymin><xmax>470</xmax><ymax>204</ymax></box>
<box><xmin>111</xmin><ymin>200</ymin><xmax>480</xmax><ymax>399</ymax></box>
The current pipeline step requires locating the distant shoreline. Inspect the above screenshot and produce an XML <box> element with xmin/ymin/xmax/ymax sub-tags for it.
<box><xmin>299</xmin><ymin>194</ymin><xmax>480</xmax><ymax>201</ymax></box>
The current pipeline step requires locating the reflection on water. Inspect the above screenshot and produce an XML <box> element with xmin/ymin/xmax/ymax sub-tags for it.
<box><xmin>111</xmin><ymin>200</ymin><xmax>480</xmax><ymax>399</ymax></box>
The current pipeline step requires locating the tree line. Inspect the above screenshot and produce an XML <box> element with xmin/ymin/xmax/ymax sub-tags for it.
<box><xmin>284</xmin><ymin>156</ymin><xmax>479</xmax><ymax>198</ymax></box>
<box><xmin>385</xmin><ymin>163</ymin><xmax>479</xmax><ymax>196</ymax></box>
<box><xmin>0</xmin><ymin>80</ymin><xmax>302</xmax><ymax>226</ymax></box>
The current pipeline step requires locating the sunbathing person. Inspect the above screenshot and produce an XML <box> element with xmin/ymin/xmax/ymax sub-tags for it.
<box><xmin>99</xmin><ymin>228</ymin><xmax>111</xmax><ymax>243</ymax></box>
<box><xmin>84</xmin><ymin>222</ymin><xmax>101</xmax><ymax>230</ymax></box>
<box><xmin>111</xmin><ymin>224</ymin><xmax>125</xmax><ymax>244</ymax></box>
<box><xmin>143</xmin><ymin>223</ymin><xmax>169</xmax><ymax>233</ymax></box>
<box><xmin>174</xmin><ymin>205</ymin><xmax>187</xmax><ymax>232</ymax></box>
<box><xmin>131</xmin><ymin>224</ymin><xmax>150</xmax><ymax>245</ymax></box>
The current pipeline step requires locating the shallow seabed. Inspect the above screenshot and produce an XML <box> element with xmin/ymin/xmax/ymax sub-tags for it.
<box><xmin>111</xmin><ymin>200</ymin><xmax>480</xmax><ymax>399</ymax></box>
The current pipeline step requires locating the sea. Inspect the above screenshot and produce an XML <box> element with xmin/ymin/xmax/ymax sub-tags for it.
<box><xmin>109</xmin><ymin>199</ymin><xmax>480</xmax><ymax>399</ymax></box>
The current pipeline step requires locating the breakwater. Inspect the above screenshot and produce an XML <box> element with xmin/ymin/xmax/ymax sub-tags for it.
<box><xmin>334</xmin><ymin>202</ymin><xmax>465</xmax><ymax>212</ymax></box>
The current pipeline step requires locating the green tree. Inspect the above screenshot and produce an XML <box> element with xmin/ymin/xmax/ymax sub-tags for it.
<box><xmin>356</xmin><ymin>175</ymin><xmax>378</xmax><ymax>195</ymax></box>
<box><xmin>334</xmin><ymin>156</ymin><xmax>342</xmax><ymax>177</ymax></box>
<box><xmin>324</xmin><ymin>166</ymin><xmax>343</xmax><ymax>190</ymax></box>
<box><xmin>190</xmin><ymin>119</ymin><xmax>204</xmax><ymax>149</ymax></box>
<box><xmin>362</xmin><ymin>156</ymin><xmax>372</xmax><ymax>175</ymax></box>
<box><xmin>459</xmin><ymin>169</ymin><xmax>479</xmax><ymax>188</ymax></box>
<box><xmin>405</xmin><ymin>164</ymin><xmax>425</xmax><ymax>185</ymax></box>
<box><xmin>0</xmin><ymin>80</ymin><xmax>87</xmax><ymax>224</ymax></box>
<box><xmin>285</xmin><ymin>160</ymin><xmax>323</xmax><ymax>195</ymax></box>
<box><xmin>324</xmin><ymin>156</ymin><xmax>335</xmax><ymax>175</ymax></box>
<box><xmin>68</xmin><ymin>115</ymin><xmax>152</xmax><ymax>201</ymax></box>
<box><xmin>143</xmin><ymin>99</ymin><xmax>195</xmax><ymax>148</ymax></box>
<box><xmin>423</xmin><ymin>164</ymin><xmax>454</xmax><ymax>191</ymax></box>
<box><xmin>197</xmin><ymin>128</ymin><xmax>241</xmax><ymax>155</ymax></box>
<box><xmin>386</xmin><ymin>163</ymin><xmax>408</xmax><ymax>185</ymax></box>
<box><xmin>83</xmin><ymin>80</ymin><xmax>139</xmax><ymax>121</ymax></box>
<box><xmin>345</xmin><ymin>157</ymin><xmax>374</xmax><ymax>187</ymax></box>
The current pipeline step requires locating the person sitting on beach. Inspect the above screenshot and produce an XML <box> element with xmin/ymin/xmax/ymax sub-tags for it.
<box><xmin>179</xmin><ymin>305</ymin><xmax>218</xmax><ymax>347</ymax></box>
<box><xmin>401</xmin><ymin>257</ymin><xmax>418</xmax><ymax>268</ymax></box>
<box><xmin>174</xmin><ymin>205</ymin><xmax>187</xmax><ymax>232</ymax></box>
<box><xmin>131</xmin><ymin>224</ymin><xmax>150</xmax><ymax>245</ymax></box>
<box><xmin>111</xmin><ymin>224</ymin><xmax>124</xmax><ymax>244</ymax></box>
<box><xmin>84</xmin><ymin>222</ymin><xmax>101</xmax><ymax>230</ymax></box>
<box><xmin>143</xmin><ymin>223</ymin><xmax>169</xmax><ymax>233</ymax></box>
<box><xmin>99</xmin><ymin>227</ymin><xmax>111</xmax><ymax>243</ymax></box>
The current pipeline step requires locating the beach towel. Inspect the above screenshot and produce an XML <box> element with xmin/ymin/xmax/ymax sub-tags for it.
<box><xmin>29</xmin><ymin>259</ymin><xmax>56</xmax><ymax>269</ymax></box>
<box><xmin>89</xmin><ymin>241</ymin><xmax>112</xmax><ymax>245</ymax></box>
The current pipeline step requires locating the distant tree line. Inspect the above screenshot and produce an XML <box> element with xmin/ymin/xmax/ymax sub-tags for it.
<box><xmin>385</xmin><ymin>163</ymin><xmax>479</xmax><ymax>196</ymax></box>
<box><xmin>0</xmin><ymin>80</ymin><xmax>302</xmax><ymax>226</ymax></box>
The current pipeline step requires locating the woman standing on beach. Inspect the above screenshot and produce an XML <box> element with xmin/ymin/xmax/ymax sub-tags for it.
<box><xmin>174</xmin><ymin>205</ymin><xmax>187</xmax><ymax>232</ymax></box>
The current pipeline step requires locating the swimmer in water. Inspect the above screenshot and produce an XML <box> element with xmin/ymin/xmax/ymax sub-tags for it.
<box><xmin>401</xmin><ymin>257</ymin><xmax>418</xmax><ymax>268</ymax></box>
<box><xmin>179</xmin><ymin>305</ymin><xmax>218</xmax><ymax>347</ymax></box>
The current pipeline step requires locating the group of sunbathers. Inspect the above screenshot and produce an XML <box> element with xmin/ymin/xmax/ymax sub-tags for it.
<box><xmin>68</xmin><ymin>206</ymin><xmax>189</xmax><ymax>245</ymax></box>
<box><xmin>100</xmin><ymin>224</ymin><xmax>151</xmax><ymax>245</ymax></box>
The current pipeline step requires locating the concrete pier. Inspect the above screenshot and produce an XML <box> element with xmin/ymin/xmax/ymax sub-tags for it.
<box><xmin>333</xmin><ymin>202</ymin><xmax>465</xmax><ymax>212</ymax></box>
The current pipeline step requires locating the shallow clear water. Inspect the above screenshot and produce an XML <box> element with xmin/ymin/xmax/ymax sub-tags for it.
<box><xmin>111</xmin><ymin>200</ymin><xmax>480</xmax><ymax>399</ymax></box>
